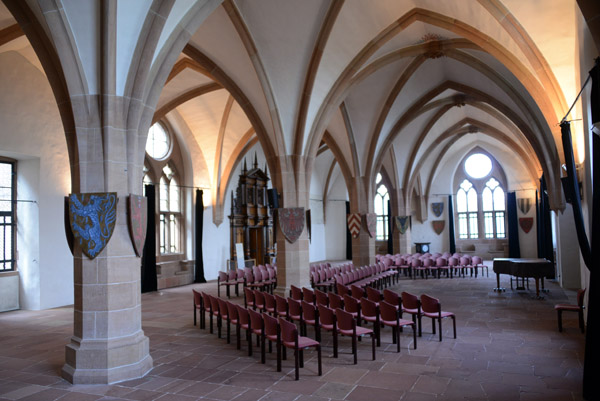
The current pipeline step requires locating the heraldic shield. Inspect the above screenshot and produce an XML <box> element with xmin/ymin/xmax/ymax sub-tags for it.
<box><xmin>519</xmin><ymin>217</ymin><xmax>534</xmax><ymax>234</ymax></box>
<box><xmin>128</xmin><ymin>194</ymin><xmax>148</xmax><ymax>257</ymax></box>
<box><xmin>432</xmin><ymin>220</ymin><xmax>445</xmax><ymax>235</ymax></box>
<box><xmin>395</xmin><ymin>216</ymin><xmax>410</xmax><ymax>234</ymax></box>
<box><xmin>347</xmin><ymin>213</ymin><xmax>361</xmax><ymax>238</ymax></box>
<box><xmin>431</xmin><ymin>202</ymin><xmax>444</xmax><ymax>218</ymax></box>
<box><xmin>365</xmin><ymin>213</ymin><xmax>377</xmax><ymax>238</ymax></box>
<box><xmin>278</xmin><ymin>207</ymin><xmax>305</xmax><ymax>244</ymax></box>
<box><xmin>68</xmin><ymin>192</ymin><xmax>118</xmax><ymax>259</ymax></box>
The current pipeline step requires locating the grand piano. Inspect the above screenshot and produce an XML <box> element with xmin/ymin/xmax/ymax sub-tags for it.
<box><xmin>493</xmin><ymin>258</ymin><xmax>554</xmax><ymax>298</ymax></box>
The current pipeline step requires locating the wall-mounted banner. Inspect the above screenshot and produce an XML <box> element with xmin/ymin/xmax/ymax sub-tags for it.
<box><xmin>278</xmin><ymin>207</ymin><xmax>305</xmax><ymax>244</ymax></box>
<box><xmin>347</xmin><ymin>213</ymin><xmax>361</xmax><ymax>238</ymax></box>
<box><xmin>517</xmin><ymin>198</ymin><xmax>532</xmax><ymax>215</ymax></box>
<box><xmin>64</xmin><ymin>196</ymin><xmax>74</xmax><ymax>255</ymax></box>
<box><xmin>365</xmin><ymin>213</ymin><xmax>377</xmax><ymax>238</ymax></box>
<box><xmin>519</xmin><ymin>217</ymin><xmax>534</xmax><ymax>233</ymax></box>
<box><xmin>68</xmin><ymin>192</ymin><xmax>118</xmax><ymax>259</ymax></box>
<box><xmin>431</xmin><ymin>202</ymin><xmax>444</xmax><ymax>218</ymax></box>
<box><xmin>395</xmin><ymin>216</ymin><xmax>410</xmax><ymax>234</ymax></box>
<box><xmin>432</xmin><ymin>220</ymin><xmax>445</xmax><ymax>235</ymax></box>
<box><xmin>127</xmin><ymin>194</ymin><xmax>148</xmax><ymax>257</ymax></box>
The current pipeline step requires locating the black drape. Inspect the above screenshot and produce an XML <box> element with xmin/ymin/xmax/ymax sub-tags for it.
<box><xmin>583</xmin><ymin>57</ymin><xmax>600</xmax><ymax>401</ymax></box>
<box><xmin>448</xmin><ymin>195</ymin><xmax>456</xmax><ymax>254</ymax></box>
<box><xmin>141</xmin><ymin>184</ymin><xmax>157</xmax><ymax>293</ymax></box>
<box><xmin>345</xmin><ymin>201</ymin><xmax>352</xmax><ymax>260</ymax></box>
<box><xmin>194</xmin><ymin>189</ymin><xmax>206</xmax><ymax>283</ymax></box>
<box><xmin>306</xmin><ymin>209</ymin><xmax>312</xmax><ymax>243</ymax></box>
<box><xmin>387</xmin><ymin>199</ymin><xmax>393</xmax><ymax>254</ymax></box>
<box><xmin>537</xmin><ymin>176</ymin><xmax>553</xmax><ymax>263</ymax></box>
<box><xmin>507</xmin><ymin>192</ymin><xmax>520</xmax><ymax>258</ymax></box>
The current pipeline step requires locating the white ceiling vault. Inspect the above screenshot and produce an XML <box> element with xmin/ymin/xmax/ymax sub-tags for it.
<box><xmin>1</xmin><ymin>0</ymin><xmax>584</xmax><ymax>215</ymax></box>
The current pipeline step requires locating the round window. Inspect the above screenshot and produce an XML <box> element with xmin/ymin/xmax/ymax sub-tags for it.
<box><xmin>146</xmin><ymin>123</ymin><xmax>170</xmax><ymax>160</ymax></box>
<box><xmin>464</xmin><ymin>153</ymin><xmax>492</xmax><ymax>179</ymax></box>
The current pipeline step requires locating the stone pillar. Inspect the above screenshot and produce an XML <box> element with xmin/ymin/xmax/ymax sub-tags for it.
<box><xmin>349</xmin><ymin>177</ymin><xmax>375</xmax><ymax>267</ymax></box>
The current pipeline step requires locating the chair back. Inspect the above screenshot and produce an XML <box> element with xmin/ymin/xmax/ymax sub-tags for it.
<box><xmin>236</xmin><ymin>304</ymin><xmax>250</xmax><ymax>326</ymax></box>
<box><xmin>290</xmin><ymin>285</ymin><xmax>303</xmax><ymax>300</ymax></box>
<box><xmin>244</xmin><ymin>287</ymin><xmax>255</xmax><ymax>302</ymax></box>
<box><xmin>436</xmin><ymin>257</ymin><xmax>448</xmax><ymax>268</ymax></box>
<box><xmin>360</xmin><ymin>297</ymin><xmax>378</xmax><ymax>318</ymax></box>
<box><xmin>288</xmin><ymin>298</ymin><xmax>302</xmax><ymax>318</ymax></box>
<box><xmin>351</xmin><ymin>284</ymin><xmax>365</xmax><ymax>300</ymax></box>
<box><xmin>336</xmin><ymin>281</ymin><xmax>349</xmax><ymax>296</ymax></box>
<box><xmin>209</xmin><ymin>294</ymin><xmax>220</xmax><ymax>312</ymax></box>
<box><xmin>248</xmin><ymin>308</ymin><xmax>263</xmax><ymax>332</ymax></box>
<box><xmin>335</xmin><ymin>308</ymin><xmax>355</xmax><ymax>332</ymax></box>
<box><xmin>193</xmin><ymin>289</ymin><xmax>202</xmax><ymax>307</ymax></box>
<box><xmin>366</xmin><ymin>287</ymin><xmax>382</xmax><ymax>303</ymax></box>
<box><xmin>401</xmin><ymin>292</ymin><xmax>420</xmax><ymax>310</ymax></box>
<box><xmin>317</xmin><ymin>304</ymin><xmax>335</xmax><ymax>326</ymax></box>
<box><xmin>460</xmin><ymin>256</ymin><xmax>471</xmax><ymax>266</ymax></box>
<box><xmin>315</xmin><ymin>289</ymin><xmax>329</xmax><ymax>306</ymax></box>
<box><xmin>263</xmin><ymin>312</ymin><xmax>279</xmax><ymax>337</ymax></box>
<box><xmin>448</xmin><ymin>257</ymin><xmax>459</xmax><ymax>267</ymax></box>
<box><xmin>264</xmin><ymin>292</ymin><xmax>276</xmax><ymax>310</ymax></box>
<box><xmin>275</xmin><ymin>294</ymin><xmax>288</xmax><ymax>316</ymax></box>
<box><xmin>301</xmin><ymin>300</ymin><xmax>318</xmax><ymax>322</ymax></box>
<box><xmin>202</xmin><ymin>292</ymin><xmax>212</xmax><ymax>312</ymax></box>
<box><xmin>328</xmin><ymin>292</ymin><xmax>343</xmax><ymax>309</ymax></box>
<box><xmin>472</xmin><ymin>256</ymin><xmax>482</xmax><ymax>265</ymax></box>
<box><xmin>279</xmin><ymin>317</ymin><xmax>298</xmax><ymax>344</ymax></box>
<box><xmin>219</xmin><ymin>271</ymin><xmax>228</xmax><ymax>282</ymax></box>
<box><xmin>302</xmin><ymin>287</ymin><xmax>315</xmax><ymax>303</ymax></box>
<box><xmin>411</xmin><ymin>258</ymin><xmax>422</xmax><ymax>267</ymax></box>
<box><xmin>217</xmin><ymin>298</ymin><xmax>229</xmax><ymax>318</ymax></box>
<box><xmin>227</xmin><ymin>301</ymin><xmax>238</xmax><ymax>321</ymax></box>
<box><xmin>383</xmin><ymin>289</ymin><xmax>400</xmax><ymax>307</ymax></box>
<box><xmin>228</xmin><ymin>269</ymin><xmax>237</xmax><ymax>281</ymax></box>
<box><xmin>254</xmin><ymin>290</ymin><xmax>265</xmax><ymax>308</ymax></box>
<box><xmin>343</xmin><ymin>294</ymin><xmax>360</xmax><ymax>314</ymax></box>
<box><xmin>380</xmin><ymin>301</ymin><xmax>398</xmax><ymax>322</ymax></box>
<box><xmin>420</xmin><ymin>294</ymin><xmax>441</xmax><ymax>315</ymax></box>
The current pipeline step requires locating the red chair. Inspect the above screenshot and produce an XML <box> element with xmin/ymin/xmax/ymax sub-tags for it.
<box><xmin>315</xmin><ymin>289</ymin><xmax>329</xmax><ymax>307</ymax></box>
<box><xmin>555</xmin><ymin>288</ymin><xmax>586</xmax><ymax>333</ymax></box>
<box><xmin>290</xmin><ymin>285</ymin><xmax>303</xmax><ymax>301</ymax></box>
<box><xmin>382</xmin><ymin>289</ymin><xmax>401</xmax><ymax>311</ymax></box>
<box><xmin>275</xmin><ymin>294</ymin><xmax>289</xmax><ymax>320</ymax></box>
<box><xmin>263</xmin><ymin>292</ymin><xmax>276</xmax><ymax>316</ymax></box>
<box><xmin>254</xmin><ymin>289</ymin><xmax>266</xmax><ymax>312</ymax></box>
<box><xmin>287</xmin><ymin>298</ymin><xmax>303</xmax><ymax>332</ymax></box>
<box><xmin>420</xmin><ymin>294</ymin><xmax>456</xmax><ymax>341</ymax></box>
<box><xmin>336</xmin><ymin>281</ymin><xmax>350</xmax><ymax>296</ymax></box>
<box><xmin>472</xmin><ymin>256</ymin><xmax>488</xmax><ymax>277</ymax></box>
<box><xmin>217</xmin><ymin>298</ymin><xmax>231</xmax><ymax>343</ymax></box>
<box><xmin>193</xmin><ymin>289</ymin><xmax>203</xmax><ymax>328</ymax></box>
<box><xmin>380</xmin><ymin>301</ymin><xmax>416</xmax><ymax>352</ymax></box>
<box><xmin>366</xmin><ymin>286</ymin><xmax>382</xmax><ymax>306</ymax></box>
<box><xmin>235</xmin><ymin>304</ymin><xmax>252</xmax><ymax>356</ymax></box>
<box><xmin>317</xmin><ymin>304</ymin><xmax>338</xmax><ymax>358</ymax></box>
<box><xmin>360</xmin><ymin>297</ymin><xmax>380</xmax><ymax>346</ymax></box>
<box><xmin>279</xmin><ymin>317</ymin><xmax>322</xmax><ymax>380</ymax></box>
<box><xmin>302</xmin><ymin>287</ymin><xmax>315</xmax><ymax>304</ymax></box>
<box><xmin>401</xmin><ymin>292</ymin><xmax>422</xmax><ymax>336</ymax></box>
<box><xmin>343</xmin><ymin>294</ymin><xmax>361</xmax><ymax>323</ymax></box>
<box><xmin>208</xmin><ymin>294</ymin><xmax>221</xmax><ymax>337</ymax></box>
<box><xmin>328</xmin><ymin>292</ymin><xmax>344</xmax><ymax>310</ymax></box>
<box><xmin>226</xmin><ymin>301</ymin><xmax>239</xmax><ymax>346</ymax></box>
<box><xmin>436</xmin><ymin>257</ymin><xmax>450</xmax><ymax>279</ymax></box>
<box><xmin>447</xmin><ymin>257</ymin><xmax>459</xmax><ymax>278</ymax></box>
<box><xmin>350</xmin><ymin>285</ymin><xmax>365</xmax><ymax>302</ymax></box>
<box><xmin>302</xmin><ymin>300</ymin><xmax>320</xmax><ymax>341</ymax></box>
<box><xmin>218</xmin><ymin>271</ymin><xmax>238</xmax><ymax>298</ymax></box>
<box><xmin>335</xmin><ymin>308</ymin><xmax>376</xmax><ymax>364</ymax></box>
<box><xmin>244</xmin><ymin>287</ymin><xmax>256</xmax><ymax>310</ymax></box>
<box><xmin>200</xmin><ymin>292</ymin><xmax>211</xmax><ymax>331</ymax></box>
<box><xmin>263</xmin><ymin>312</ymin><xmax>282</xmax><ymax>372</ymax></box>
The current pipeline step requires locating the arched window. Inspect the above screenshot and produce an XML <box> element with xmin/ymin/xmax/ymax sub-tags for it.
<box><xmin>457</xmin><ymin>179</ymin><xmax>478</xmax><ymax>239</ymax></box>
<box><xmin>159</xmin><ymin>164</ymin><xmax>181</xmax><ymax>254</ymax></box>
<box><xmin>374</xmin><ymin>173</ymin><xmax>389</xmax><ymax>241</ymax></box>
<box><xmin>482</xmin><ymin>178</ymin><xmax>506</xmax><ymax>238</ymax></box>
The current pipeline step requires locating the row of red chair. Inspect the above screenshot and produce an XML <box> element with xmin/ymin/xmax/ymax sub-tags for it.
<box><xmin>378</xmin><ymin>253</ymin><xmax>489</xmax><ymax>279</ymax></box>
<box><xmin>217</xmin><ymin>264</ymin><xmax>278</xmax><ymax>298</ymax></box>
<box><xmin>193</xmin><ymin>288</ymin><xmax>320</xmax><ymax>380</ymax></box>
<box><xmin>311</xmin><ymin>262</ymin><xmax>396</xmax><ymax>292</ymax></box>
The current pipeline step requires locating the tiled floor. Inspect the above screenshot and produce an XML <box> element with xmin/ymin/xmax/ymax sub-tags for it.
<box><xmin>0</xmin><ymin>270</ymin><xmax>586</xmax><ymax>400</ymax></box>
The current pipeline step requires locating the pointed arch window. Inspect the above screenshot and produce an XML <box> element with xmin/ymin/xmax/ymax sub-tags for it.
<box><xmin>457</xmin><ymin>179</ymin><xmax>478</xmax><ymax>239</ymax></box>
<box><xmin>159</xmin><ymin>163</ymin><xmax>181</xmax><ymax>254</ymax></box>
<box><xmin>374</xmin><ymin>173</ymin><xmax>389</xmax><ymax>241</ymax></box>
<box><xmin>482</xmin><ymin>178</ymin><xmax>505</xmax><ymax>238</ymax></box>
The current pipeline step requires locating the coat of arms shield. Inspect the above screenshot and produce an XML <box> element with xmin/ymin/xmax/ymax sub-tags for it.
<box><xmin>518</xmin><ymin>198</ymin><xmax>532</xmax><ymax>215</ymax></box>
<box><xmin>278</xmin><ymin>207</ymin><xmax>305</xmax><ymax>244</ymax></box>
<box><xmin>68</xmin><ymin>192</ymin><xmax>118</xmax><ymax>259</ymax></box>
<box><xmin>347</xmin><ymin>213</ymin><xmax>361</xmax><ymax>238</ymax></box>
<box><xmin>128</xmin><ymin>194</ymin><xmax>148</xmax><ymax>257</ymax></box>
<box><xmin>395</xmin><ymin>216</ymin><xmax>410</xmax><ymax>234</ymax></box>
<box><xmin>519</xmin><ymin>217</ymin><xmax>534</xmax><ymax>233</ymax></box>
<box><xmin>365</xmin><ymin>213</ymin><xmax>377</xmax><ymax>238</ymax></box>
<box><xmin>432</xmin><ymin>220</ymin><xmax>445</xmax><ymax>235</ymax></box>
<box><xmin>431</xmin><ymin>202</ymin><xmax>444</xmax><ymax>218</ymax></box>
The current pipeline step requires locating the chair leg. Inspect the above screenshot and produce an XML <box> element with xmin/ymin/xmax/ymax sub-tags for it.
<box><xmin>247</xmin><ymin>329</ymin><xmax>252</xmax><ymax>356</ymax></box>
<box><xmin>352</xmin><ymin>335</ymin><xmax>357</xmax><ymax>364</ymax></box>
<box><xmin>412</xmin><ymin>324</ymin><xmax>417</xmax><ymax>349</ymax></box>
<box><xmin>557</xmin><ymin>310</ymin><xmax>563</xmax><ymax>332</ymax></box>
<box><xmin>276</xmin><ymin>338</ymin><xmax>282</xmax><ymax>372</ymax></box>
<box><xmin>236</xmin><ymin>324</ymin><xmax>241</xmax><ymax>350</ymax></box>
<box><xmin>299</xmin><ymin>349</ymin><xmax>304</xmax><ymax>368</ymax></box>
<box><xmin>294</xmin><ymin>348</ymin><xmax>299</xmax><ymax>380</ymax></box>
<box><xmin>452</xmin><ymin>316</ymin><xmax>456</xmax><ymax>339</ymax></box>
<box><xmin>396</xmin><ymin>326</ymin><xmax>400</xmax><ymax>353</ymax></box>
<box><xmin>333</xmin><ymin>329</ymin><xmax>338</xmax><ymax>358</ymax></box>
<box><xmin>317</xmin><ymin>345</ymin><xmax>322</xmax><ymax>376</ymax></box>
<box><xmin>371</xmin><ymin>333</ymin><xmax>376</xmax><ymax>360</ymax></box>
<box><xmin>261</xmin><ymin>335</ymin><xmax>266</xmax><ymax>364</ymax></box>
<box><xmin>438</xmin><ymin>318</ymin><xmax>443</xmax><ymax>342</ymax></box>
<box><xmin>579</xmin><ymin>310</ymin><xmax>585</xmax><ymax>333</ymax></box>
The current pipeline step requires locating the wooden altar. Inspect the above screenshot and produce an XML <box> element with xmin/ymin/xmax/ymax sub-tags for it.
<box><xmin>228</xmin><ymin>157</ymin><xmax>276</xmax><ymax>266</ymax></box>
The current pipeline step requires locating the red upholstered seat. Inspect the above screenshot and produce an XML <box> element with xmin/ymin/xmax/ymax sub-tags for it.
<box><xmin>555</xmin><ymin>288</ymin><xmax>586</xmax><ymax>333</ymax></box>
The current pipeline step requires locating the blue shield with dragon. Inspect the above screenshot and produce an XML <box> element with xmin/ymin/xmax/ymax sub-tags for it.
<box><xmin>68</xmin><ymin>192</ymin><xmax>118</xmax><ymax>259</ymax></box>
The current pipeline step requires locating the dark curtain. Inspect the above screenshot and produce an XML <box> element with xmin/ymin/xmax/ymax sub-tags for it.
<box><xmin>507</xmin><ymin>192</ymin><xmax>521</xmax><ymax>258</ymax></box>
<box><xmin>306</xmin><ymin>209</ymin><xmax>311</xmax><ymax>243</ymax></box>
<box><xmin>387</xmin><ymin>199</ymin><xmax>393</xmax><ymax>254</ymax></box>
<box><xmin>194</xmin><ymin>189</ymin><xmax>206</xmax><ymax>283</ymax></box>
<box><xmin>583</xmin><ymin>57</ymin><xmax>600</xmax><ymax>401</ymax></box>
<box><xmin>345</xmin><ymin>201</ymin><xmax>352</xmax><ymax>260</ymax></box>
<box><xmin>141</xmin><ymin>184</ymin><xmax>157</xmax><ymax>293</ymax></box>
<box><xmin>448</xmin><ymin>195</ymin><xmax>456</xmax><ymax>254</ymax></box>
<box><xmin>537</xmin><ymin>176</ymin><xmax>554</xmax><ymax>263</ymax></box>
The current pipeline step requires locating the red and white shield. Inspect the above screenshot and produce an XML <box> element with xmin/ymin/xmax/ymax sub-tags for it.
<box><xmin>347</xmin><ymin>213</ymin><xmax>361</xmax><ymax>238</ymax></box>
<box><xmin>365</xmin><ymin>213</ymin><xmax>377</xmax><ymax>238</ymax></box>
<box><xmin>128</xmin><ymin>194</ymin><xmax>148</xmax><ymax>257</ymax></box>
<box><xmin>278</xmin><ymin>207</ymin><xmax>305</xmax><ymax>244</ymax></box>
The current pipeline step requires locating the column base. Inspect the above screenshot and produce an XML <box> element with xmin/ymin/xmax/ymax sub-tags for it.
<box><xmin>61</xmin><ymin>330</ymin><xmax>152</xmax><ymax>384</ymax></box>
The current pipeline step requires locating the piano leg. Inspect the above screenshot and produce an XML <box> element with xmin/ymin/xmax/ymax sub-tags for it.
<box><xmin>493</xmin><ymin>273</ymin><xmax>506</xmax><ymax>292</ymax></box>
